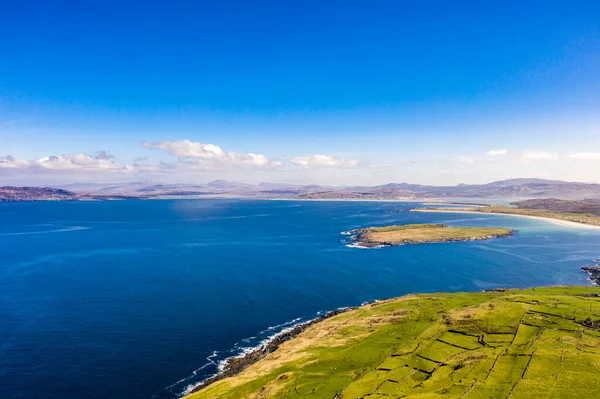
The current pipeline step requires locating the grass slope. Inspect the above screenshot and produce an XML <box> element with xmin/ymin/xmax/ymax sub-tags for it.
<box><xmin>187</xmin><ymin>286</ymin><xmax>600</xmax><ymax>399</ymax></box>
<box><xmin>360</xmin><ymin>224</ymin><xmax>512</xmax><ymax>245</ymax></box>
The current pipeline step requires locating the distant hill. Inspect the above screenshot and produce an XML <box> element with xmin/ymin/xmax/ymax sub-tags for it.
<box><xmin>512</xmin><ymin>198</ymin><xmax>600</xmax><ymax>216</ymax></box>
<box><xmin>483</xmin><ymin>178</ymin><xmax>570</xmax><ymax>187</ymax></box>
<box><xmin>0</xmin><ymin>186</ymin><xmax>145</xmax><ymax>202</ymax></box>
<box><xmin>11</xmin><ymin>177</ymin><xmax>594</xmax><ymax>202</ymax></box>
<box><xmin>206</xmin><ymin>180</ymin><xmax>255</xmax><ymax>190</ymax></box>
<box><xmin>0</xmin><ymin>186</ymin><xmax>78</xmax><ymax>202</ymax></box>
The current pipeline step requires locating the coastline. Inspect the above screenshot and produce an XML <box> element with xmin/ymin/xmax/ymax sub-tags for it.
<box><xmin>183</xmin><ymin>286</ymin><xmax>600</xmax><ymax>399</ymax></box>
<box><xmin>411</xmin><ymin>208</ymin><xmax>600</xmax><ymax>230</ymax></box>
<box><xmin>185</xmin><ymin>306</ymin><xmax>359</xmax><ymax>396</ymax></box>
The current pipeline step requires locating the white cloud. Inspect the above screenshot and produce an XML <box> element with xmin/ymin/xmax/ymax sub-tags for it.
<box><xmin>368</xmin><ymin>163</ymin><xmax>393</xmax><ymax>169</ymax></box>
<box><xmin>568</xmin><ymin>152</ymin><xmax>600</xmax><ymax>161</ymax></box>
<box><xmin>289</xmin><ymin>154</ymin><xmax>361</xmax><ymax>168</ymax></box>
<box><xmin>0</xmin><ymin>153</ymin><xmax>132</xmax><ymax>173</ymax></box>
<box><xmin>458</xmin><ymin>156</ymin><xmax>475</xmax><ymax>164</ymax></box>
<box><xmin>0</xmin><ymin>155</ymin><xmax>30</xmax><ymax>169</ymax></box>
<box><xmin>520</xmin><ymin>151</ymin><xmax>559</xmax><ymax>162</ymax></box>
<box><xmin>485</xmin><ymin>149</ymin><xmax>507</xmax><ymax>157</ymax></box>
<box><xmin>94</xmin><ymin>150</ymin><xmax>115</xmax><ymax>160</ymax></box>
<box><xmin>35</xmin><ymin>154</ymin><xmax>131</xmax><ymax>171</ymax></box>
<box><xmin>142</xmin><ymin>140</ymin><xmax>282</xmax><ymax>169</ymax></box>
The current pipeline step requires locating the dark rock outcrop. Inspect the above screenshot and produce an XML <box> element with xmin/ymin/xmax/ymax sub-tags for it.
<box><xmin>582</xmin><ymin>264</ymin><xmax>600</xmax><ymax>285</ymax></box>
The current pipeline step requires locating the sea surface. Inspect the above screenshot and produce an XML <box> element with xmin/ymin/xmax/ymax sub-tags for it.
<box><xmin>1</xmin><ymin>199</ymin><xmax>599</xmax><ymax>399</ymax></box>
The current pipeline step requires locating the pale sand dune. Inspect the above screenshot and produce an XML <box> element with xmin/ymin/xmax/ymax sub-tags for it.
<box><xmin>412</xmin><ymin>208</ymin><xmax>600</xmax><ymax>230</ymax></box>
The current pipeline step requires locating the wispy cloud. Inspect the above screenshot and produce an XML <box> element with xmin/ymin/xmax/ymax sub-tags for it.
<box><xmin>289</xmin><ymin>154</ymin><xmax>361</xmax><ymax>168</ymax></box>
<box><xmin>0</xmin><ymin>155</ymin><xmax>30</xmax><ymax>169</ymax></box>
<box><xmin>520</xmin><ymin>151</ymin><xmax>559</xmax><ymax>162</ymax></box>
<box><xmin>485</xmin><ymin>149</ymin><xmax>507</xmax><ymax>157</ymax></box>
<box><xmin>0</xmin><ymin>153</ymin><xmax>132</xmax><ymax>172</ymax></box>
<box><xmin>142</xmin><ymin>140</ymin><xmax>282</xmax><ymax>169</ymax></box>
<box><xmin>568</xmin><ymin>152</ymin><xmax>600</xmax><ymax>161</ymax></box>
<box><xmin>458</xmin><ymin>156</ymin><xmax>475</xmax><ymax>164</ymax></box>
<box><xmin>368</xmin><ymin>163</ymin><xmax>393</xmax><ymax>169</ymax></box>
<box><xmin>94</xmin><ymin>150</ymin><xmax>115</xmax><ymax>160</ymax></box>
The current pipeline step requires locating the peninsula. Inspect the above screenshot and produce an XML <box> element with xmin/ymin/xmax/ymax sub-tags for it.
<box><xmin>349</xmin><ymin>223</ymin><xmax>513</xmax><ymax>247</ymax></box>
<box><xmin>186</xmin><ymin>286</ymin><xmax>600</xmax><ymax>399</ymax></box>
<box><xmin>412</xmin><ymin>203</ymin><xmax>600</xmax><ymax>227</ymax></box>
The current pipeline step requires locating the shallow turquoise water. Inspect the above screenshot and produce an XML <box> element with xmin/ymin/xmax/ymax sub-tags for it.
<box><xmin>0</xmin><ymin>199</ymin><xmax>598</xmax><ymax>398</ymax></box>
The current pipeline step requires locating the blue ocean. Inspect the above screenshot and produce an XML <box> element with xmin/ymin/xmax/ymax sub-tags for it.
<box><xmin>1</xmin><ymin>200</ymin><xmax>599</xmax><ymax>399</ymax></box>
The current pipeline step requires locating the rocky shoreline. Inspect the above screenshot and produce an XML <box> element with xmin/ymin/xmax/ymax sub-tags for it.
<box><xmin>348</xmin><ymin>226</ymin><xmax>514</xmax><ymax>248</ymax></box>
<box><xmin>582</xmin><ymin>260</ymin><xmax>600</xmax><ymax>285</ymax></box>
<box><xmin>189</xmin><ymin>256</ymin><xmax>598</xmax><ymax>395</ymax></box>
<box><xmin>188</xmin><ymin>306</ymin><xmax>359</xmax><ymax>395</ymax></box>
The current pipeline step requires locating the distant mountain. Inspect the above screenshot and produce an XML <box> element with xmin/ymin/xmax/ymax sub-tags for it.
<box><xmin>206</xmin><ymin>180</ymin><xmax>255</xmax><ymax>191</ymax></box>
<box><xmin>483</xmin><ymin>178</ymin><xmax>570</xmax><ymax>187</ymax></box>
<box><xmin>59</xmin><ymin>181</ymin><xmax>159</xmax><ymax>194</ymax></box>
<box><xmin>0</xmin><ymin>186</ymin><xmax>148</xmax><ymax>202</ymax></box>
<box><xmin>257</xmin><ymin>182</ymin><xmax>303</xmax><ymax>190</ymax></box>
<box><xmin>22</xmin><ymin>177</ymin><xmax>600</xmax><ymax>202</ymax></box>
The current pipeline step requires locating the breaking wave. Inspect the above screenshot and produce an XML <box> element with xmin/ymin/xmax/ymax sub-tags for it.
<box><xmin>153</xmin><ymin>316</ymin><xmax>310</xmax><ymax>398</ymax></box>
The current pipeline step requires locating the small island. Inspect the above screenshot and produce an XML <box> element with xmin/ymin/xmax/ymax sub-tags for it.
<box><xmin>350</xmin><ymin>223</ymin><xmax>513</xmax><ymax>247</ymax></box>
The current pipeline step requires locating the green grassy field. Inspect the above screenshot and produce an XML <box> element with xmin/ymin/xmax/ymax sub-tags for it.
<box><xmin>359</xmin><ymin>223</ymin><xmax>513</xmax><ymax>245</ymax></box>
<box><xmin>186</xmin><ymin>286</ymin><xmax>600</xmax><ymax>399</ymax></box>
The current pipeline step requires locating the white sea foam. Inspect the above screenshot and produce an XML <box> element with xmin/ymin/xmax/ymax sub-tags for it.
<box><xmin>0</xmin><ymin>226</ymin><xmax>90</xmax><ymax>236</ymax></box>
<box><xmin>345</xmin><ymin>242</ymin><xmax>385</xmax><ymax>249</ymax></box>
<box><xmin>157</xmin><ymin>314</ymin><xmax>317</xmax><ymax>398</ymax></box>
<box><xmin>159</xmin><ymin>305</ymin><xmax>361</xmax><ymax>398</ymax></box>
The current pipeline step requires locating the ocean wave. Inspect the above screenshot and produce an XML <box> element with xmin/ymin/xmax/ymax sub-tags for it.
<box><xmin>345</xmin><ymin>242</ymin><xmax>385</xmax><ymax>249</ymax></box>
<box><xmin>0</xmin><ymin>226</ymin><xmax>90</xmax><ymax>236</ymax></box>
<box><xmin>340</xmin><ymin>229</ymin><xmax>385</xmax><ymax>249</ymax></box>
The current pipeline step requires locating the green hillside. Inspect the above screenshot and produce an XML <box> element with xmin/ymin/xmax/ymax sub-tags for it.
<box><xmin>187</xmin><ymin>286</ymin><xmax>600</xmax><ymax>399</ymax></box>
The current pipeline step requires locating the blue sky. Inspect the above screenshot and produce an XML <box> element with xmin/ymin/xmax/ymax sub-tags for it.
<box><xmin>1</xmin><ymin>1</ymin><xmax>599</xmax><ymax>185</ymax></box>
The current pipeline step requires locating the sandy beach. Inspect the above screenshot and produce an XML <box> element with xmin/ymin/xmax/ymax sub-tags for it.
<box><xmin>411</xmin><ymin>208</ymin><xmax>600</xmax><ymax>230</ymax></box>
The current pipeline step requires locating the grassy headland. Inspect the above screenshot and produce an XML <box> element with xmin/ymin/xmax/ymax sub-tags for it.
<box><xmin>351</xmin><ymin>223</ymin><xmax>513</xmax><ymax>247</ymax></box>
<box><xmin>186</xmin><ymin>286</ymin><xmax>600</xmax><ymax>399</ymax></box>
